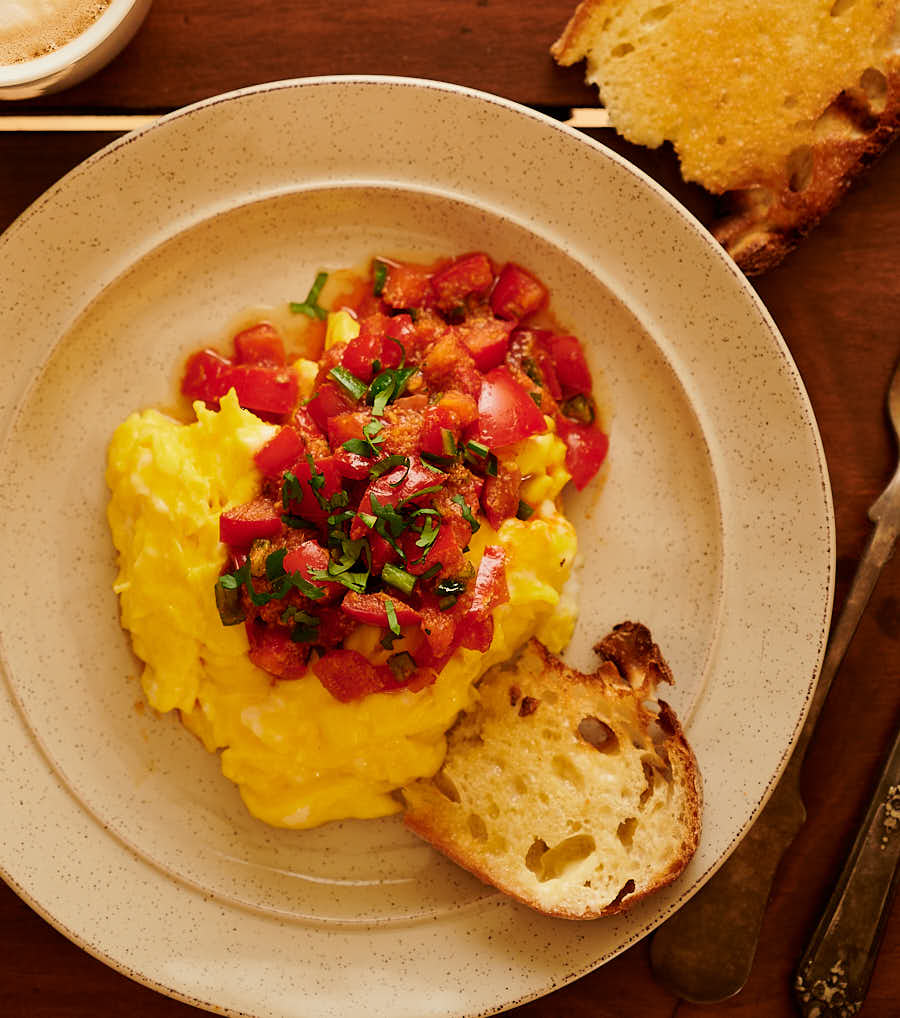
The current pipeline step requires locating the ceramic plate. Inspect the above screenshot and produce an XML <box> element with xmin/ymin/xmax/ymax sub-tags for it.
<box><xmin>0</xmin><ymin>77</ymin><xmax>834</xmax><ymax>1017</ymax></box>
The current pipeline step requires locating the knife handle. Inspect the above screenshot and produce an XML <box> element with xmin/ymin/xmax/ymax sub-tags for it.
<box><xmin>649</xmin><ymin>751</ymin><xmax>806</xmax><ymax>1003</ymax></box>
<box><xmin>795</xmin><ymin>721</ymin><xmax>900</xmax><ymax>1017</ymax></box>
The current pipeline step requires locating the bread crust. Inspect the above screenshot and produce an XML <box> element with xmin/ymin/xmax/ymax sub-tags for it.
<box><xmin>402</xmin><ymin>623</ymin><xmax>702</xmax><ymax>919</ymax></box>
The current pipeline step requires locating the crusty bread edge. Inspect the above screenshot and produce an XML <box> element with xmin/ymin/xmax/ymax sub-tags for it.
<box><xmin>403</xmin><ymin>632</ymin><xmax>703</xmax><ymax>920</ymax></box>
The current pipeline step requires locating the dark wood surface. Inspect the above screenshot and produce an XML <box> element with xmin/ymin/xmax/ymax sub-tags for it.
<box><xmin>2</xmin><ymin>4</ymin><xmax>900</xmax><ymax>1015</ymax></box>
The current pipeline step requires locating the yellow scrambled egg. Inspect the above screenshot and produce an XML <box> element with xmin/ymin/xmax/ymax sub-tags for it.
<box><xmin>108</xmin><ymin>385</ymin><xmax>577</xmax><ymax>831</ymax></box>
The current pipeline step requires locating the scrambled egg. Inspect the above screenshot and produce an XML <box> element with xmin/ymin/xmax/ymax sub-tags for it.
<box><xmin>108</xmin><ymin>390</ymin><xmax>577</xmax><ymax>830</ymax></box>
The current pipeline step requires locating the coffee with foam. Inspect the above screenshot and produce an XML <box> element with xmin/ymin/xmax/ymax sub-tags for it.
<box><xmin>0</xmin><ymin>0</ymin><xmax>111</xmax><ymax>65</ymax></box>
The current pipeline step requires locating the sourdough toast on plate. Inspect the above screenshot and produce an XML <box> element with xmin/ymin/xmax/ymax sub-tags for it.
<box><xmin>552</xmin><ymin>0</ymin><xmax>900</xmax><ymax>273</ymax></box>
<box><xmin>402</xmin><ymin>623</ymin><xmax>701</xmax><ymax>919</ymax></box>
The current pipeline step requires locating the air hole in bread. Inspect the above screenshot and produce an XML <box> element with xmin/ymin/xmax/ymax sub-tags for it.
<box><xmin>784</xmin><ymin>94</ymin><xmax>798</xmax><ymax>109</ymax></box>
<box><xmin>487</xmin><ymin>799</ymin><xmax>500</xmax><ymax>819</ymax></box>
<box><xmin>467</xmin><ymin>813</ymin><xmax>488</xmax><ymax>841</ymax></box>
<box><xmin>536</xmin><ymin>834</ymin><xmax>597</xmax><ymax>882</ymax></box>
<box><xmin>787</xmin><ymin>145</ymin><xmax>814</xmax><ymax>192</ymax></box>
<box><xmin>639</xmin><ymin>759</ymin><xmax>655</xmax><ymax>807</ymax></box>
<box><xmin>513</xmin><ymin>775</ymin><xmax>529</xmax><ymax>795</ymax></box>
<box><xmin>859</xmin><ymin>67</ymin><xmax>888</xmax><ymax>110</ymax></box>
<box><xmin>578</xmin><ymin>716</ymin><xmax>620</xmax><ymax>754</ymax></box>
<box><xmin>830</xmin><ymin>0</ymin><xmax>857</xmax><ymax>15</ymax></box>
<box><xmin>433</xmin><ymin>771</ymin><xmax>461</xmax><ymax>803</ymax></box>
<box><xmin>640</xmin><ymin>3</ymin><xmax>673</xmax><ymax>26</ymax></box>
<box><xmin>716</xmin><ymin>135</ymin><xmax>727</xmax><ymax>145</ymax></box>
<box><xmin>611</xmin><ymin>42</ymin><xmax>635</xmax><ymax>57</ymax></box>
<box><xmin>617</xmin><ymin>816</ymin><xmax>638</xmax><ymax>849</ymax></box>
<box><xmin>542</xmin><ymin>690</ymin><xmax>559</xmax><ymax>706</ymax></box>
<box><xmin>552</xmin><ymin>753</ymin><xmax>585</xmax><ymax>788</ymax></box>
<box><xmin>609</xmin><ymin>878</ymin><xmax>637</xmax><ymax>910</ymax></box>
<box><xmin>525</xmin><ymin>838</ymin><xmax>549</xmax><ymax>875</ymax></box>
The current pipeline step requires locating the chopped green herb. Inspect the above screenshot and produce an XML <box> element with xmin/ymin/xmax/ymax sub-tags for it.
<box><xmin>282</xmin><ymin>470</ymin><xmax>303</xmax><ymax>511</ymax></box>
<box><xmin>438</xmin><ymin>594</ymin><xmax>458</xmax><ymax>611</ymax></box>
<box><xmin>372</xmin><ymin>259</ymin><xmax>388</xmax><ymax>297</ymax></box>
<box><xmin>329</xmin><ymin>365</ymin><xmax>368</xmax><ymax>402</ymax></box>
<box><xmin>384</xmin><ymin>598</ymin><xmax>401</xmax><ymax>636</ymax></box>
<box><xmin>370</xmin><ymin>454</ymin><xmax>409</xmax><ymax>479</ymax></box>
<box><xmin>415</xmin><ymin>515</ymin><xmax>440</xmax><ymax>552</ymax></box>
<box><xmin>397</xmin><ymin>484</ymin><xmax>443</xmax><ymax>508</ymax></box>
<box><xmin>466</xmin><ymin>440</ymin><xmax>490</xmax><ymax>459</ymax></box>
<box><xmin>435</xmin><ymin>577</ymin><xmax>468</xmax><ymax>598</ymax></box>
<box><xmin>561</xmin><ymin>393</ymin><xmax>596</xmax><ymax>425</ymax></box>
<box><xmin>282</xmin><ymin>513</ymin><xmax>317</xmax><ymax>529</ymax></box>
<box><xmin>290</xmin><ymin>271</ymin><xmax>329</xmax><ymax>320</ymax></box>
<box><xmin>450</xmin><ymin>493</ymin><xmax>480</xmax><ymax>534</ymax></box>
<box><xmin>516</xmin><ymin>500</ymin><xmax>535</xmax><ymax>520</ymax></box>
<box><xmin>382</xmin><ymin>563</ymin><xmax>416</xmax><ymax>596</ymax></box>
<box><xmin>441</xmin><ymin>428</ymin><xmax>458</xmax><ymax>456</ymax></box>
<box><xmin>388</xmin><ymin>651</ymin><xmax>416</xmax><ymax>682</ymax></box>
<box><xmin>529</xmin><ymin>390</ymin><xmax>542</xmax><ymax>407</ymax></box>
<box><xmin>265</xmin><ymin>548</ymin><xmax>288</xmax><ymax>580</ymax></box>
<box><xmin>419</xmin><ymin>562</ymin><xmax>443</xmax><ymax>582</ymax></box>
<box><xmin>421</xmin><ymin>451</ymin><xmax>455</xmax><ymax>470</ymax></box>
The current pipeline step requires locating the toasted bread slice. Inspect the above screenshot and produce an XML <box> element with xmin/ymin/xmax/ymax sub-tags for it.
<box><xmin>402</xmin><ymin>623</ymin><xmax>701</xmax><ymax>919</ymax></box>
<box><xmin>552</xmin><ymin>0</ymin><xmax>900</xmax><ymax>273</ymax></box>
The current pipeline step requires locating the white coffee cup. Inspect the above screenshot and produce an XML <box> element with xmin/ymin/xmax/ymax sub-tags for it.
<box><xmin>0</xmin><ymin>0</ymin><xmax>152</xmax><ymax>99</ymax></box>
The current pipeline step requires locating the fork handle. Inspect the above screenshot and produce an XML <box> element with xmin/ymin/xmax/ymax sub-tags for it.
<box><xmin>795</xmin><ymin>720</ymin><xmax>900</xmax><ymax>1017</ymax></box>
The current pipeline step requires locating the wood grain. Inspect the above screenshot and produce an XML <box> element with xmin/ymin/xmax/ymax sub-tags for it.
<box><xmin>0</xmin><ymin>117</ymin><xmax>898</xmax><ymax>1018</ymax></box>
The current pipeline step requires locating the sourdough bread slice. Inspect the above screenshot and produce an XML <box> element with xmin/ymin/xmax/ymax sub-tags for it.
<box><xmin>552</xmin><ymin>0</ymin><xmax>900</xmax><ymax>273</ymax></box>
<box><xmin>402</xmin><ymin>623</ymin><xmax>701</xmax><ymax>919</ymax></box>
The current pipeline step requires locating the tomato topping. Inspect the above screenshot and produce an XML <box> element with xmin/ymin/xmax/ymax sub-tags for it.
<box><xmin>233</xmin><ymin>323</ymin><xmax>286</xmax><ymax>367</ymax></box>
<box><xmin>556</xmin><ymin>418</ymin><xmax>609</xmax><ymax>490</ymax></box>
<box><xmin>456</xmin><ymin>315</ymin><xmax>513</xmax><ymax>372</ymax></box>
<box><xmin>350</xmin><ymin>455</ymin><xmax>445</xmax><ymax>539</ymax></box>
<box><xmin>382</xmin><ymin>262</ymin><xmax>431</xmax><ymax>309</ymax></box>
<box><xmin>219</xmin><ymin>497</ymin><xmax>282</xmax><ymax>546</ymax></box>
<box><xmin>541</xmin><ymin>333</ymin><xmax>592</xmax><ymax>397</ymax></box>
<box><xmin>282</xmin><ymin>540</ymin><xmax>344</xmax><ymax>600</ymax></box>
<box><xmin>245</xmin><ymin>619</ymin><xmax>310</xmax><ymax>680</ymax></box>
<box><xmin>254</xmin><ymin>426</ymin><xmax>305</xmax><ymax>478</ymax></box>
<box><xmin>430</xmin><ymin>252</ymin><xmax>494</xmax><ymax>312</ymax></box>
<box><xmin>182</xmin><ymin>349</ymin><xmax>231</xmax><ymax>406</ymax></box>
<box><xmin>283</xmin><ymin>455</ymin><xmax>343</xmax><ymax>523</ymax></box>
<box><xmin>481</xmin><ymin>462</ymin><xmax>522</xmax><ymax>529</ymax></box>
<box><xmin>469</xmin><ymin>366</ymin><xmax>546</xmax><ymax>448</ymax></box>
<box><xmin>455</xmin><ymin>546</ymin><xmax>509</xmax><ymax>652</ymax></box>
<box><xmin>419</xmin><ymin>393</ymin><xmax>479</xmax><ymax>456</ymax></box>
<box><xmin>313</xmin><ymin>649</ymin><xmax>386</xmax><ymax>702</ymax></box>
<box><xmin>490</xmin><ymin>263</ymin><xmax>548</xmax><ymax>321</ymax></box>
<box><xmin>340</xmin><ymin>591</ymin><xmax>421</xmax><ymax>628</ymax></box>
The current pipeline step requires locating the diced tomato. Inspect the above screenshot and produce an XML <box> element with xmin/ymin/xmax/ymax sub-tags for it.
<box><xmin>468</xmin><ymin>366</ymin><xmax>546</xmax><ymax>448</ymax></box>
<box><xmin>534</xmin><ymin>346</ymin><xmax>563</xmax><ymax>400</ymax></box>
<box><xmin>181</xmin><ymin>348</ymin><xmax>231</xmax><ymax>405</ymax></box>
<box><xmin>456</xmin><ymin>315</ymin><xmax>513</xmax><ymax>372</ymax></box>
<box><xmin>327</xmin><ymin>410</ymin><xmax>367</xmax><ymax>448</ymax></box>
<box><xmin>340</xmin><ymin>591</ymin><xmax>421</xmax><ymax>628</ymax></box>
<box><xmin>420</xmin><ymin>393</ymin><xmax>479</xmax><ymax>456</ymax></box>
<box><xmin>402</xmin><ymin>508</ymin><xmax>470</xmax><ymax>578</ymax></box>
<box><xmin>350</xmin><ymin>455</ymin><xmax>445</xmax><ymax>539</ymax></box>
<box><xmin>341</xmin><ymin>326</ymin><xmax>382</xmax><ymax>383</ymax></box>
<box><xmin>367</xmin><ymin>532</ymin><xmax>396</xmax><ymax>574</ymax></box>
<box><xmin>233</xmin><ymin>323</ymin><xmax>286</xmax><ymax>367</ymax></box>
<box><xmin>245</xmin><ymin>619</ymin><xmax>310</xmax><ymax>680</ymax></box>
<box><xmin>490</xmin><ymin>263</ymin><xmax>548</xmax><ymax>321</ymax></box>
<box><xmin>312</xmin><ymin>649</ymin><xmax>386</xmax><ymax>702</ymax></box>
<box><xmin>540</xmin><ymin>333</ymin><xmax>592</xmax><ymax>397</ymax></box>
<box><xmin>421</xmin><ymin>334</ymin><xmax>483</xmax><ymax>400</ymax></box>
<box><xmin>254</xmin><ymin>427</ymin><xmax>305</xmax><ymax>478</ymax></box>
<box><xmin>283</xmin><ymin>455</ymin><xmax>343</xmax><ymax>523</ymax></box>
<box><xmin>222</xmin><ymin>363</ymin><xmax>298</xmax><ymax>415</ymax></box>
<box><xmin>382</xmin><ymin>262</ymin><xmax>431</xmax><ymax>309</ymax></box>
<box><xmin>282</xmin><ymin>540</ymin><xmax>344</xmax><ymax>600</ymax></box>
<box><xmin>430</xmin><ymin>252</ymin><xmax>494</xmax><ymax>312</ymax></box>
<box><xmin>306</xmin><ymin>378</ymin><xmax>358</xmax><ymax>432</ymax></box>
<box><xmin>343</xmin><ymin>312</ymin><xmax>415</xmax><ymax>380</ymax></box>
<box><xmin>417</xmin><ymin>598</ymin><xmax>463</xmax><ymax>664</ymax></box>
<box><xmin>292</xmin><ymin>405</ymin><xmax>326</xmax><ymax>444</ymax></box>
<box><xmin>219</xmin><ymin>497</ymin><xmax>282</xmax><ymax>546</ymax></box>
<box><xmin>455</xmin><ymin>546</ymin><xmax>509</xmax><ymax>652</ymax></box>
<box><xmin>555</xmin><ymin>418</ymin><xmax>609</xmax><ymax>490</ymax></box>
<box><xmin>403</xmin><ymin>667</ymin><xmax>439</xmax><ymax>693</ymax></box>
<box><xmin>332</xmin><ymin>448</ymin><xmax>373</xmax><ymax>480</ymax></box>
<box><xmin>481</xmin><ymin>461</ymin><xmax>522</xmax><ymax>529</ymax></box>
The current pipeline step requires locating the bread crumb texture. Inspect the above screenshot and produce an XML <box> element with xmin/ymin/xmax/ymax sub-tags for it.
<box><xmin>402</xmin><ymin>624</ymin><xmax>702</xmax><ymax>919</ymax></box>
<box><xmin>553</xmin><ymin>0</ymin><xmax>898</xmax><ymax>191</ymax></box>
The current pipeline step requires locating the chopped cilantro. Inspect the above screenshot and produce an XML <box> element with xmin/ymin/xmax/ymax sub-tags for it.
<box><xmin>290</xmin><ymin>271</ymin><xmax>329</xmax><ymax>320</ymax></box>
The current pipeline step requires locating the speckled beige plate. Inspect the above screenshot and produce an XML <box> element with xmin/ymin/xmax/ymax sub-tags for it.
<box><xmin>0</xmin><ymin>77</ymin><xmax>833</xmax><ymax>1017</ymax></box>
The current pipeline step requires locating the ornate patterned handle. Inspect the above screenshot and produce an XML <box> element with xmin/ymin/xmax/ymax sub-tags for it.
<box><xmin>795</xmin><ymin>722</ymin><xmax>900</xmax><ymax>1017</ymax></box>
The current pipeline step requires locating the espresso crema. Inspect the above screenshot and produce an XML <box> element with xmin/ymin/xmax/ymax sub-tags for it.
<box><xmin>0</xmin><ymin>0</ymin><xmax>111</xmax><ymax>65</ymax></box>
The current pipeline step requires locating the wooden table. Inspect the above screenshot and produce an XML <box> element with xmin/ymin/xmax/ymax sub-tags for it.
<box><xmin>2</xmin><ymin>3</ymin><xmax>899</xmax><ymax>1016</ymax></box>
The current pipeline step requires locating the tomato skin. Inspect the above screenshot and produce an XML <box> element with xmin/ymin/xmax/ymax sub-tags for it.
<box><xmin>254</xmin><ymin>427</ymin><xmax>305</xmax><ymax>478</ymax></box>
<box><xmin>223</xmin><ymin>363</ymin><xmax>299</xmax><ymax>415</ymax></box>
<box><xmin>469</xmin><ymin>366</ymin><xmax>546</xmax><ymax>448</ymax></box>
<box><xmin>481</xmin><ymin>461</ymin><xmax>522</xmax><ymax>529</ymax></box>
<box><xmin>430</xmin><ymin>252</ymin><xmax>494</xmax><ymax>312</ymax></box>
<box><xmin>181</xmin><ymin>348</ymin><xmax>231</xmax><ymax>404</ymax></box>
<box><xmin>283</xmin><ymin>455</ymin><xmax>343</xmax><ymax>523</ymax></box>
<box><xmin>350</xmin><ymin>455</ymin><xmax>445</xmax><ymax>540</ymax></box>
<box><xmin>490</xmin><ymin>263</ymin><xmax>548</xmax><ymax>321</ymax></box>
<box><xmin>382</xmin><ymin>262</ymin><xmax>431</xmax><ymax>309</ymax></box>
<box><xmin>419</xmin><ymin>393</ymin><xmax>479</xmax><ymax>456</ymax></box>
<box><xmin>219</xmin><ymin>497</ymin><xmax>282</xmax><ymax>546</ymax></box>
<box><xmin>282</xmin><ymin>540</ymin><xmax>344</xmax><ymax>600</ymax></box>
<box><xmin>541</xmin><ymin>334</ymin><xmax>592</xmax><ymax>397</ymax></box>
<box><xmin>340</xmin><ymin>592</ymin><xmax>421</xmax><ymax>628</ymax></box>
<box><xmin>556</xmin><ymin>418</ymin><xmax>609</xmax><ymax>490</ymax></box>
<box><xmin>245</xmin><ymin>619</ymin><xmax>310</xmax><ymax>680</ymax></box>
<box><xmin>233</xmin><ymin>323</ymin><xmax>286</xmax><ymax>366</ymax></box>
<box><xmin>306</xmin><ymin>378</ymin><xmax>357</xmax><ymax>432</ymax></box>
<box><xmin>455</xmin><ymin>545</ymin><xmax>509</xmax><ymax>652</ymax></box>
<box><xmin>402</xmin><ymin>509</ymin><xmax>470</xmax><ymax>578</ymax></box>
<box><xmin>456</xmin><ymin>315</ymin><xmax>513</xmax><ymax>372</ymax></box>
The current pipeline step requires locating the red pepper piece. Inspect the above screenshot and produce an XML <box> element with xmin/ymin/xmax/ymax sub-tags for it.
<box><xmin>555</xmin><ymin>419</ymin><xmax>610</xmax><ymax>491</ymax></box>
<box><xmin>490</xmin><ymin>263</ymin><xmax>548</xmax><ymax>321</ymax></box>
<box><xmin>456</xmin><ymin>546</ymin><xmax>509</xmax><ymax>652</ymax></box>
<box><xmin>245</xmin><ymin>619</ymin><xmax>310</xmax><ymax>680</ymax></box>
<box><xmin>282</xmin><ymin>540</ymin><xmax>344</xmax><ymax>600</ymax></box>
<box><xmin>468</xmin><ymin>366</ymin><xmax>546</xmax><ymax>448</ymax></box>
<box><xmin>430</xmin><ymin>252</ymin><xmax>494</xmax><ymax>312</ymax></box>
<box><xmin>221</xmin><ymin>363</ymin><xmax>298</xmax><ymax>415</ymax></box>
<box><xmin>340</xmin><ymin>591</ymin><xmax>421</xmax><ymax>628</ymax></box>
<box><xmin>254</xmin><ymin>426</ymin><xmax>305</xmax><ymax>478</ymax></box>
<box><xmin>540</xmin><ymin>333</ymin><xmax>592</xmax><ymax>397</ymax></box>
<box><xmin>402</xmin><ymin>508</ymin><xmax>470</xmax><ymax>578</ymax></box>
<box><xmin>350</xmin><ymin>455</ymin><xmax>445</xmax><ymax>540</ymax></box>
<box><xmin>312</xmin><ymin>649</ymin><xmax>387</xmax><ymax>702</ymax></box>
<box><xmin>219</xmin><ymin>497</ymin><xmax>282</xmax><ymax>547</ymax></box>
<box><xmin>283</xmin><ymin>455</ymin><xmax>343</xmax><ymax>523</ymax></box>
<box><xmin>233</xmin><ymin>323</ymin><xmax>286</xmax><ymax>367</ymax></box>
